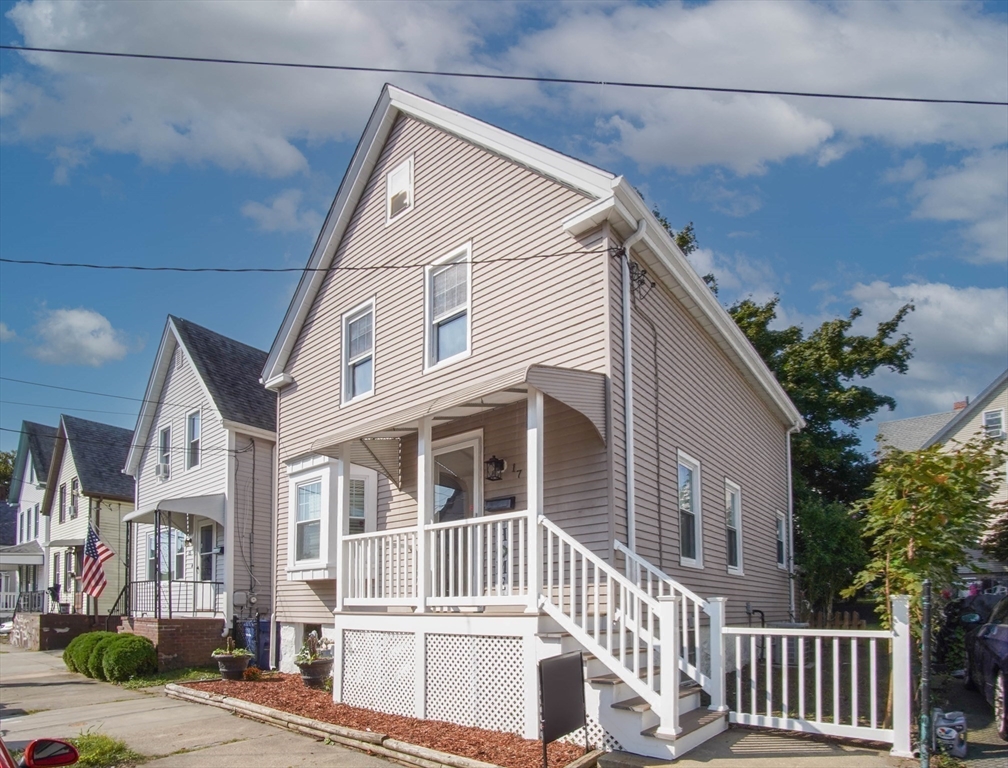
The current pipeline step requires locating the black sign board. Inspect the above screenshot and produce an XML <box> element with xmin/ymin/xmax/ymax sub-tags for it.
<box><xmin>538</xmin><ymin>651</ymin><xmax>587</xmax><ymax>768</ymax></box>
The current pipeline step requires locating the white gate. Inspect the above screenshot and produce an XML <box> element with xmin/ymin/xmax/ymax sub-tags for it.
<box><xmin>720</xmin><ymin>596</ymin><xmax>913</xmax><ymax>757</ymax></box>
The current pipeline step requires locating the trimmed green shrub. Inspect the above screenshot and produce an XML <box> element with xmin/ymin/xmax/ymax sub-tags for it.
<box><xmin>102</xmin><ymin>634</ymin><xmax>157</xmax><ymax>682</ymax></box>
<box><xmin>68</xmin><ymin>631</ymin><xmax>117</xmax><ymax>678</ymax></box>
<box><xmin>63</xmin><ymin>635</ymin><xmax>83</xmax><ymax>672</ymax></box>
<box><xmin>87</xmin><ymin>635</ymin><xmax>118</xmax><ymax>680</ymax></box>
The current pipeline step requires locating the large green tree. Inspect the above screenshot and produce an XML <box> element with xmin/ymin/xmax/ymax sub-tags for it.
<box><xmin>0</xmin><ymin>449</ymin><xmax>14</xmax><ymax>501</ymax></box>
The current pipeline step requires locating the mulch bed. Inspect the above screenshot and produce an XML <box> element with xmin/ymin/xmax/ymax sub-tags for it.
<box><xmin>184</xmin><ymin>674</ymin><xmax>585</xmax><ymax>768</ymax></box>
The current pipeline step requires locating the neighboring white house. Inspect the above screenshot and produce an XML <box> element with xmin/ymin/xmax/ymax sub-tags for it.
<box><xmin>40</xmin><ymin>416</ymin><xmax>135</xmax><ymax>615</ymax></box>
<box><xmin>122</xmin><ymin>316</ymin><xmax>276</xmax><ymax>628</ymax></box>
<box><xmin>1</xmin><ymin>421</ymin><xmax>58</xmax><ymax>614</ymax></box>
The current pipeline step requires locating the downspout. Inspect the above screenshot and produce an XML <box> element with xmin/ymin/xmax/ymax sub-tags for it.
<box><xmin>621</xmin><ymin>219</ymin><xmax>647</xmax><ymax>552</ymax></box>
<box><xmin>786</xmin><ymin>425</ymin><xmax>799</xmax><ymax>620</ymax></box>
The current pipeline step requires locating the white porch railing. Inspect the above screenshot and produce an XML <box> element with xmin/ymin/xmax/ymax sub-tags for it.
<box><xmin>429</xmin><ymin>510</ymin><xmax>529</xmax><ymax>607</ymax></box>
<box><xmin>615</xmin><ymin>540</ymin><xmax>712</xmax><ymax>693</ymax></box>
<box><xmin>344</xmin><ymin>528</ymin><xmax>418</xmax><ymax>607</ymax></box>
<box><xmin>720</xmin><ymin>596</ymin><xmax>912</xmax><ymax>756</ymax></box>
<box><xmin>0</xmin><ymin>591</ymin><xmax>17</xmax><ymax>613</ymax></box>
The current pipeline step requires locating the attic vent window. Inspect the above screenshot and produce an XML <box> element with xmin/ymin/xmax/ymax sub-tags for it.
<box><xmin>386</xmin><ymin>156</ymin><xmax>414</xmax><ymax>223</ymax></box>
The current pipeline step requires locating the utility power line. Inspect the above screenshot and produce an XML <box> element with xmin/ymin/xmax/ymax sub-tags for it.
<box><xmin>0</xmin><ymin>425</ymin><xmax>239</xmax><ymax>457</ymax></box>
<box><xmin>2</xmin><ymin>44</ymin><xmax>1005</xmax><ymax>107</ymax></box>
<box><xmin>0</xmin><ymin>399</ymin><xmax>140</xmax><ymax>417</ymax></box>
<box><xmin>0</xmin><ymin>248</ymin><xmax>607</xmax><ymax>273</ymax></box>
<box><xmin>0</xmin><ymin>376</ymin><xmax>199</xmax><ymax>411</ymax></box>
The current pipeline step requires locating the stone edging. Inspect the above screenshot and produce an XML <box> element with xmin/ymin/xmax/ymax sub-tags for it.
<box><xmin>164</xmin><ymin>684</ymin><xmax>602</xmax><ymax>768</ymax></box>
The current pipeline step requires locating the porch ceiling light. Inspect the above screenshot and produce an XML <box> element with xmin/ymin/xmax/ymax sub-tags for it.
<box><xmin>484</xmin><ymin>455</ymin><xmax>507</xmax><ymax>482</ymax></box>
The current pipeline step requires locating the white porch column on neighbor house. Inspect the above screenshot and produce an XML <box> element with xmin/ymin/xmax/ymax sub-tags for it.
<box><xmin>334</xmin><ymin>443</ymin><xmax>351</xmax><ymax>613</ymax></box>
<box><xmin>416</xmin><ymin>417</ymin><xmax>433</xmax><ymax>614</ymax></box>
<box><xmin>526</xmin><ymin>386</ymin><xmax>544</xmax><ymax>614</ymax></box>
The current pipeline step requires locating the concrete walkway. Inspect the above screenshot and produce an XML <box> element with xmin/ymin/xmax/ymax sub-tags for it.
<box><xmin>0</xmin><ymin>645</ymin><xmax>392</xmax><ymax>767</ymax></box>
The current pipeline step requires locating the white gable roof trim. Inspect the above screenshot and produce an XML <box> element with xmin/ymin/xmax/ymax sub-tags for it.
<box><xmin>261</xmin><ymin>85</ymin><xmax>614</xmax><ymax>387</ymax></box>
<box><xmin>925</xmin><ymin>368</ymin><xmax>1008</xmax><ymax>448</ymax></box>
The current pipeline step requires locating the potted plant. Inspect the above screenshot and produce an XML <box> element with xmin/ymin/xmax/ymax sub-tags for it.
<box><xmin>212</xmin><ymin>637</ymin><xmax>253</xmax><ymax>680</ymax></box>
<box><xmin>295</xmin><ymin>631</ymin><xmax>333</xmax><ymax>689</ymax></box>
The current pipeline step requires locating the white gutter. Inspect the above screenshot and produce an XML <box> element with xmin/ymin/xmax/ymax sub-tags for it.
<box><xmin>622</xmin><ymin>219</ymin><xmax>647</xmax><ymax>552</ymax></box>
<box><xmin>786</xmin><ymin>426</ymin><xmax>799</xmax><ymax>620</ymax></box>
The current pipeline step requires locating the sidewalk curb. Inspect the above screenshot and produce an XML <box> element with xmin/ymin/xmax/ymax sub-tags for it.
<box><xmin>165</xmin><ymin>683</ymin><xmax>602</xmax><ymax>768</ymax></box>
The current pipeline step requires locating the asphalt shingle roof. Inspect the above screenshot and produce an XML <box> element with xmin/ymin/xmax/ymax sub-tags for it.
<box><xmin>876</xmin><ymin>411</ymin><xmax>958</xmax><ymax>453</ymax></box>
<box><xmin>63</xmin><ymin>415</ymin><xmax>135</xmax><ymax>501</ymax></box>
<box><xmin>24</xmin><ymin>421</ymin><xmax>58</xmax><ymax>479</ymax></box>
<box><xmin>171</xmin><ymin>316</ymin><xmax>276</xmax><ymax>433</ymax></box>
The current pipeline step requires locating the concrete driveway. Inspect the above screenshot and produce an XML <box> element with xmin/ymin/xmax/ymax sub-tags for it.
<box><xmin>0</xmin><ymin>645</ymin><xmax>392</xmax><ymax>767</ymax></box>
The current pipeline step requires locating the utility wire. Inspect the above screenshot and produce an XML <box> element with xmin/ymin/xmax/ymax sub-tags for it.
<box><xmin>0</xmin><ymin>399</ymin><xmax>140</xmax><ymax>417</ymax></box>
<box><xmin>0</xmin><ymin>425</ymin><xmax>238</xmax><ymax>456</ymax></box>
<box><xmin>2</xmin><ymin>44</ymin><xmax>1005</xmax><ymax>107</ymax></box>
<box><xmin>0</xmin><ymin>376</ymin><xmax>197</xmax><ymax>410</ymax></box>
<box><xmin>0</xmin><ymin>248</ymin><xmax>607</xmax><ymax>273</ymax></box>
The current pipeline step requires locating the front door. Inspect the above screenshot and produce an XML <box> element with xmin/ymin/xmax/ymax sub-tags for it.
<box><xmin>432</xmin><ymin>433</ymin><xmax>482</xmax><ymax>598</ymax></box>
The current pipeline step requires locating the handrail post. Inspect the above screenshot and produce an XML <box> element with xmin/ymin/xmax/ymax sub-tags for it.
<box><xmin>656</xmin><ymin>594</ymin><xmax>682</xmax><ymax>738</ymax></box>
<box><xmin>526</xmin><ymin>387</ymin><xmax>544</xmax><ymax>614</ymax></box>
<box><xmin>416</xmin><ymin>417</ymin><xmax>432</xmax><ymax>613</ymax></box>
<box><xmin>705</xmin><ymin>597</ymin><xmax>728</xmax><ymax>712</ymax></box>
<box><xmin>335</xmin><ymin>443</ymin><xmax>351</xmax><ymax>613</ymax></box>
<box><xmin>890</xmin><ymin>595</ymin><xmax>913</xmax><ymax>757</ymax></box>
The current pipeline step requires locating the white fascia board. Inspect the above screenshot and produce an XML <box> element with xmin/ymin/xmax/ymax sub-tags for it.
<box><xmin>124</xmin><ymin>320</ymin><xmax>177</xmax><ymax>476</ymax></box>
<box><xmin>222</xmin><ymin>420</ymin><xmax>276</xmax><ymax>444</ymax></box>
<box><xmin>388</xmin><ymin>86</ymin><xmax>614</xmax><ymax>199</ymax></box>
<box><xmin>261</xmin><ymin>87</ymin><xmax>398</xmax><ymax>385</ymax></box>
<box><xmin>611</xmin><ymin>181</ymin><xmax>805</xmax><ymax>430</ymax></box>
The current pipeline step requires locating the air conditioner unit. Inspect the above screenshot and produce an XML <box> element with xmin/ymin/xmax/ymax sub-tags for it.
<box><xmin>155</xmin><ymin>462</ymin><xmax>170</xmax><ymax>479</ymax></box>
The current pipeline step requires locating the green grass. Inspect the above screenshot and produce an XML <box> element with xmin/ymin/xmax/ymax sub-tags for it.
<box><xmin>70</xmin><ymin>732</ymin><xmax>144</xmax><ymax>768</ymax></box>
<box><xmin>118</xmin><ymin>665</ymin><xmax>217</xmax><ymax>690</ymax></box>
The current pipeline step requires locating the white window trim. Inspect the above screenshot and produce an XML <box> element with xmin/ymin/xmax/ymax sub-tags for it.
<box><xmin>677</xmin><ymin>450</ymin><xmax>703</xmax><ymax>569</ymax></box>
<box><xmin>285</xmin><ymin>456</ymin><xmax>377</xmax><ymax>581</ymax></box>
<box><xmin>385</xmin><ymin>155</ymin><xmax>415</xmax><ymax>225</ymax></box>
<box><xmin>185</xmin><ymin>408</ymin><xmax>201</xmax><ymax>471</ymax></box>
<box><xmin>341</xmin><ymin>297</ymin><xmax>376</xmax><ymax>407</ymax></box>
<box><xmin>158</xmin><ymin>425</ymin><xmax>172</xmax><ymax>481</ymax></box>
<box><xmin>983</xmin><ymin>408</ymin><xmax>1006</xmax><ymax>439</ymax></box>
<box><xmin>724</xmin><ymin>478</ymin><xmax>743</xmax><ymax>576</ymax></box>
<box><xmin>424</xmin><ymin>242</ymin><xmax>473</xmax><ymax>374</ymax></box>
<box><xmin>775</xmin><ymin>510</ymin><xmax>788</xmax><ymax>570</ymax></box>
<box><xmin>432</xmin><ymin>429</ymin><xmax>484</xmax><ymax>521</ymax></box>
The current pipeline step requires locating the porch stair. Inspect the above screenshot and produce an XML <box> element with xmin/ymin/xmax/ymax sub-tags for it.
<box><xmin>540</xmin><ymin>519</ymin><xmax>727</xmax><ymax>760</ymax></box>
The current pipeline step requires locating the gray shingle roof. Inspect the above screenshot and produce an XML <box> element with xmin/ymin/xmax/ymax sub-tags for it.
<box><xmin>171</xmin><ymin>316</ymin><xmax>276</xmax><ymax>433</ymax></box>
<box><xmin>876</xmin><ymin>411</ymin><xmax>957</xmax><ymax>452</ymax></box>
<box><xmin>24</xmin><ymin>421</ymin><xmax>58</xmax><ymax>479</ymax></box>
<box><xmin>63</xmin><ymin>415</ymin><xmax>135</xmax><ymax>501</ymax></box>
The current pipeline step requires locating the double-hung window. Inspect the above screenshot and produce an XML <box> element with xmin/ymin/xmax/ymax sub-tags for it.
<box><xmin>199</xmin><ymin>525</ymin><xmax>215</xmax><ymax>581</ymax></box>
<box><xmin>295</xmin><ymin>480</ymin><xmax>322</xmax><ymax>562</ymax></box>
<box><xmin>983</xmin><ymin>409</ymin><xmax>1005</xmax><ymax>439</ymax></box>
<box><xmin>69</xmin><ymin>479</ymin><xmax>79</xmax><ymax>519</ymax></box>
<box><xmin>58</xmin><ymin>484</ymin><xmax>67</xmax><ymax>524</ymax></box>
<box><xmin>348</xmin><ymin>478</ymin><xmax>367</xmax><ymax>535</ymax></box>
<box><xmin>186</xmin><ymin>411</ymin><xmax>201</xmax><ymax>469</ymax></box>
<box><xmin>725</xmin><ymin>480</ymin><xmax>742</xmax><ymax>574</ymax></box>
<box><xmin>342</xmin><ymin>300</ymin><xmax>374</xmax><ymax>404</ymax></box>
<box><xmin>386</xmin><ymin>156</ymin><xmax>413</xmax><ymax>223</ymax></box>
<box><xmin>33</xmin><ymin>505</ymin><xmax>39</xmax><ymax>540</ymax></box>
<box><xmin>677</xmin><ymin>451</ymin><xmax>702</xmax><ymax>567</ymax></box>
<box><xmin>426</xmin><ymin>244</ymin><xmax>471</xmax><ymax>369</ymax></box>
<box><xmin>776</xmin><ymin>512</ymin><xmax>787</xmax><ymax>569</ymax></box>
<box><xmin>158</xmin><ymin>426</ymin><xmax>171</xmax><ymax>479</ymax></box>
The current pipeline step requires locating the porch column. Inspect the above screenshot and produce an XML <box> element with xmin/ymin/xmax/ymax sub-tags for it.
<box><xmin>416</xmin><ymin>417</ymin><xmax>433</xmax><ymax>614</ymax></box>
<box><xmin>334</xmin><ymin>443</ymin><xmax>351</xmax><ymax>613</ymax></box>
<box><xmin>154</xmin><ymin>510</ymin><xmax>162</xmax><ymax>620</ymax></box>
<box><xmin>526</xmin><ymin>387</ymin><xmax>544</xmax><ymax>614</ymax></box>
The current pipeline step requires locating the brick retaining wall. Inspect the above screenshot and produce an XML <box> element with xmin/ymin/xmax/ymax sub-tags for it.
<box><xmin>120</xmin><ymin>617</ymin><xmax>226</xmax><ymax>670</ymax></box>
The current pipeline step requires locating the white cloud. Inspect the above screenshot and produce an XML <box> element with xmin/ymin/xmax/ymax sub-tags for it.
<box><xmin>47</xmin><ymin>145</ymin><xmax>89</xmax><ymax>184</ymax></box>
<box><xmin>687</xmin><ymin>247</ymin><xmax>779</xmax><ymax>305</ymax></box>
<box><xmin>692</xmin><ymin>174</ymin><xmax>763</xmax><ymax>217</ymax></box>
<box><xmin>848</xmin><ymin>280</ymin><xmax>1008</xmax><ymax>415</ymax></box>
<box><xmin>903</xmin><ymin>150</ymin><xmax>1008</xmax><ymax>264</ymax></box>
<box><xmin>27</xmin><ymin>307</ymin><xmax>135</xmax><ymax>366</ymax></box>
<box><xmin>0</xmin><ymin>322</ymin><xmax>15</xmax><ymax>342</ymax></box>
<box><xmin>241</xmin><ymin>189</ymin><xmax>321</xmax><ymax>233</ymax></box>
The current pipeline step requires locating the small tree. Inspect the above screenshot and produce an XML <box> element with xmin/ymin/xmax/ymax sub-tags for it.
<box><xmin>794</xmin><ymin>496</ymin><xmax>867</xmax><ymax>617</ymax></box>
<box><xmin>845</xmin><ymin>435</ymin><xmax>1007</xmax><ymax>630</ymax></box>
<box><xmin>981</xmin><ymin>501</ymin><xmax>1008</xmax><ymax>562</ymax></box>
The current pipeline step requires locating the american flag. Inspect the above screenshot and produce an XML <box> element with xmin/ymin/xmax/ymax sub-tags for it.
<box><xmin>82</xmin><ymin>524</ymin><xmax>114</xmax><ymax>598</ymax></box>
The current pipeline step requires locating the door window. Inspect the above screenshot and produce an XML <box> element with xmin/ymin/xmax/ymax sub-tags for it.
<box><xmin>433</xmin><ymin>442</ymin><xmax>479</xmax><ymax>523</ymax></box>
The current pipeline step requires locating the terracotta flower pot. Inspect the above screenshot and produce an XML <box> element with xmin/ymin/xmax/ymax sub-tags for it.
<box><xmin>215</xmin><ymin>654</ymin><xmax>251</xmax><ymax>681</ymax></box>
<box><xmin>296</xmin><ymin>657</ymin><xmax>334</xmax><ymax>689</ymax></box>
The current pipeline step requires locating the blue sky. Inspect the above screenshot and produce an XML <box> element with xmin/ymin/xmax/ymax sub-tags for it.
<box><xmin>1</xmin><ymin>0</ymin><xmax>1006</xmax><ymax>454</ymax></box>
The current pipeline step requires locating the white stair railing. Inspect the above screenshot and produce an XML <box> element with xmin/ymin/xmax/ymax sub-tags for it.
<box><xmin>615</xmin><ymin>540</ymin><xmax>713</xmax><ymax>693</ymax></box>
<box><xmin>541</xmin><ymin>518</ymin><xmax>681</xmax><ymax>737</ymax></box>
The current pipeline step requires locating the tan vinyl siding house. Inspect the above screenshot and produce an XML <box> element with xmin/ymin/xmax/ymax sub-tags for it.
<box><xmin>261</xmin><ymin>86</ymin><xmax>804</xmax><ymax>757</ymax></box>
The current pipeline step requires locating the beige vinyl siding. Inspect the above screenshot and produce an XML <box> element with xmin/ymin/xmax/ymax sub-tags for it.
<box><xmin>50</xmin><ymin>446</ymin><xmax>87</xmax><ymax>543</ymax></box>
<box><xmin>93</xmin><ymin>497</ymin><xmax>131</xmax><ymax>614</ymax></box>
<box><xmin>943</xmin><ymin>382</ymin><xmax>1008</xmax><ymax>505</ymax></box>
<box><xmin>612</xmin><ymin>253</ymin><xmax>791</xmax><ymax>626</ymax></box>
<box><xmin>275</xmin><ymin>114</ymin><xmax>609</xmax><ymax>621</ymax></box>
<box><xmin>136</xmin><ymin>345</ymin><xmax>228</xmax><ymax>504</ymax></box>
<box><xmin>609</xmin><ymin>254</ymin><xmax>628</xmax><ymax>548</ymax></box>
<box><xmin>232</xmin><ymin>433</ymin><xmax>274</xmax><ymax>612</ymax></box>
